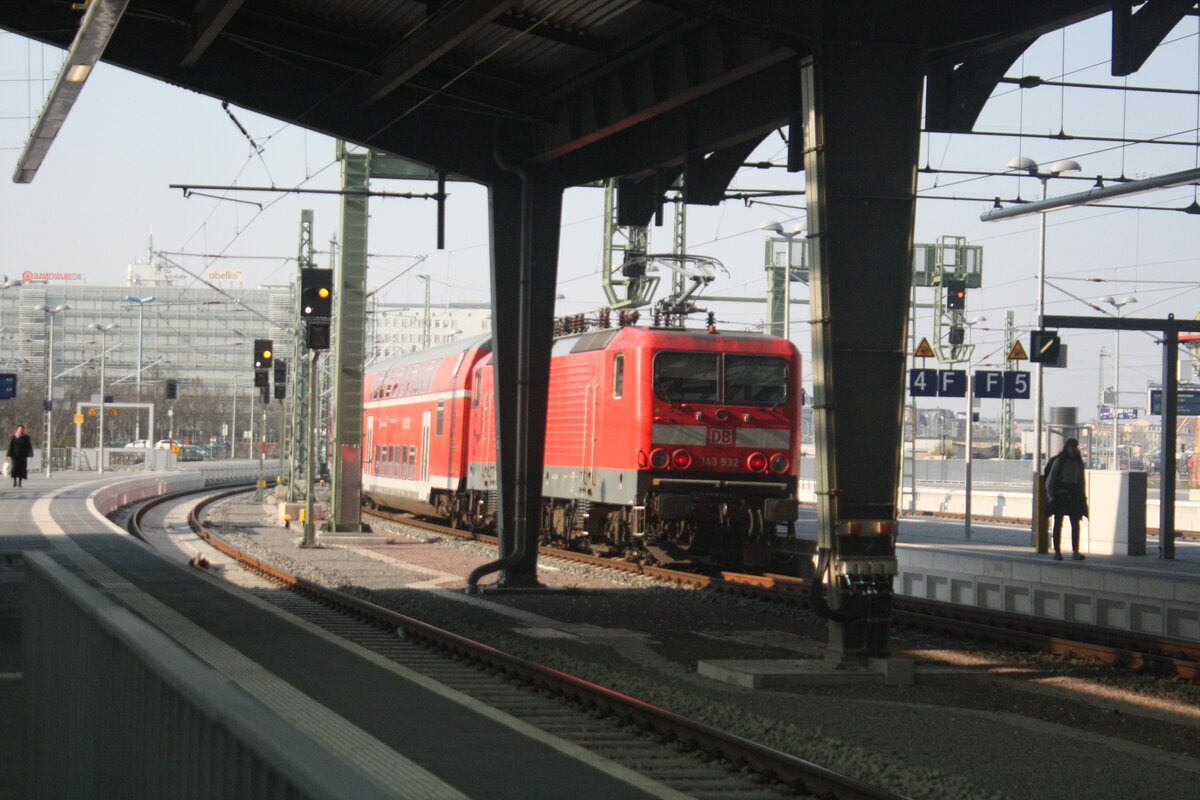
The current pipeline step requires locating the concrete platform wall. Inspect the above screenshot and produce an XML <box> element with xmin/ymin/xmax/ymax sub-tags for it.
<box><xmin>896</xmin><ymin>545</ymin><xmax>1200</xmax><ymax>642</ymax></box>
<box><xmin>22</xmin><ymin>552</ymin><xmax>395</xmax><ymax>800</ymax></box>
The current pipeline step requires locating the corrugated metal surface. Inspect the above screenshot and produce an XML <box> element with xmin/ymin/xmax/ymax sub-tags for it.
<box><xmin>545</xmin><ymin>357</ymin><xmax>594</xmax><ymax>464</ymax></box>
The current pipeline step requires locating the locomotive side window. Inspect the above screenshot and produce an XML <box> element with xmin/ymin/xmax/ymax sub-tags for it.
<box><xmin>472</xmin><ymin>369</ymin><xmax>482</xmax><ymax>407</ymax></box>
<box><xmin>653</xmin><ymin>352</ymin><xmax>718</xmax><ymax>402</ymax></box>
<box><xmin>724</xmin><ymin>355</ymin><xmax>790</xmax><ymax>405</ymax></box>
<box><xmin>436</xmin><ymin>400</ymin><xmax>445</xmax><ymax>436</ymax></box>
<box><xmin>612</xmin><ymin>353</ymin><xmax>624</xmax><ymax>399</ymax></box>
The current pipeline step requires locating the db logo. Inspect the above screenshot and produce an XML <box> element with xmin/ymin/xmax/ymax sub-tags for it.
<box><xmin>708</xmin><ymin>428</ymin><xmax>734</xmax><ymax>446</ymax></box>
<box><xmin>21</xmin><ymin>271</ymin><xmax>32</xmax><ymax>281</ymax></box>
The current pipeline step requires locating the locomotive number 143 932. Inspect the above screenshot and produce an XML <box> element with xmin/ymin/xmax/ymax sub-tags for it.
<box><xmin>700</xmin><ymin>455</ymin><xmax>741</xmax><ymax>468</ymax></box>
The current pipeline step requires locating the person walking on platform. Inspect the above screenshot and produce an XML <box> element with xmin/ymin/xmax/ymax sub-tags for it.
<box><xmin>7</xmin><ymin>424</ymin><xmax>33</xmax><ymax>487</ymax></box>
<box><xmin>1046</xmin><ymin>438</ymin><xmax>1088</xmax><ymax>561</ymax></box>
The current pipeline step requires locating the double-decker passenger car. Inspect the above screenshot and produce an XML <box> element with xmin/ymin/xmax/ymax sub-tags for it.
<box><xmin>362</xmin><ymin>320</ymin><xmax>801</xmax><ymax>568</ymax></box>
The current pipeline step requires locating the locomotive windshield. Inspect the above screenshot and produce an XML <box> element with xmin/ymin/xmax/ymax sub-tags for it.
<box><xmin>724</xmin><ymin>354</ymin><xmax>789</xmax><ymax>405</ymax></box>
<box><xmin>653</xmin><ymin>353</ymin><xmax>718</xmax><ymax>401</ymax></box>
<box><xmin>653</xmin><ymin>352</ymin><xmax>790</xmax><ymax>405</ymax></box>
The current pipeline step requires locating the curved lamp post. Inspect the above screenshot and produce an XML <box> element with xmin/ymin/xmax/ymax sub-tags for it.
<box><xmin>87</xmin><ymin>322</ymin><xmax>118</xmax><ymax>472</ymax></box>
<box><xmin>1005</xmin><ymin>157</ymin><xmax>1081</xmax><ymax>544</ymax></box>
<box><xmin>39</xmin><ymin>304</ymin><xmax>69</xmax><ymax>476</ymax></box>
<box><xmin>1099</xmin><ymin>295</ymin><xmax>1137</xmax><ymax>469</ymax></box>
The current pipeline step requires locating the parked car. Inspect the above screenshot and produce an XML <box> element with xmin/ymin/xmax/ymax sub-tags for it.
<box><xmin>125</xmin><ymin>439</ymin><xmax>150</xmax><ymax>449</ymax></box>
<box><xmin>178</xmin><ymin>445</ymin><xmax>207</xmax><ymax>461</ymax></box>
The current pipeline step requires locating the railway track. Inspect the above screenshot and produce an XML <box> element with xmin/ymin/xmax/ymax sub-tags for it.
<box><xmin>127</xmin><ymin>488</ymin><xmax>905</xmax><ymax>800</ymax></box>
<box><xmin>362</xmin><ymin>507</ymin><xmax>1200</xmax><ymax>683</ymax></box>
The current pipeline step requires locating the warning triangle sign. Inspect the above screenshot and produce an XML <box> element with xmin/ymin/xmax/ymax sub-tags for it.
<box><xmin>1007</xmin><ymin>340</ymin><xmax>1029</xmax><ymax>361</ymax></box>
<box><xmin>913</xmin><ymin>337</ymin><xmax>935</xmax><ymax>358</ymax></box>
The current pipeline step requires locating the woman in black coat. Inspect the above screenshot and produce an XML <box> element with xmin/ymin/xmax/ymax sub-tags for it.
<box><xmin>7</xmin><ymin>424</ymin><xmax>33</xmax><ymax>487</ymax></box>
<box><xmin>1046</xmin><ymin>438</ymin><xmax>1088</xmax><ymax>561</ymax></box>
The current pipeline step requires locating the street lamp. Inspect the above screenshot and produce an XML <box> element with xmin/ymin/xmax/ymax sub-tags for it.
<box><xmin>88</xmin><ymin>322</ymin><xmax>118</xmax><ymax>472</ymax></box>
<box><xmin>962</xmin><ymin>316</ymin><xmax>986</xmax><ymax>540</ymax></box>
<box><xmin>1100</xmin><ymin>295</ymin><xmax>1137</xmax><ymax>469</ymax></box>
<box><xmin>758</xmin><ymin>220</ymin><xmax>806</xmax><ymax>342</ymax></box>
<box><xmin>1006</xmin><ymin>156</ymin><xmax>1081</xmax><ymax>532</ymax></box>
<box><xmin>124</xmin><ymin>296</ymin><xmax>155</xmax><ymax>442</ymax></box>
<box><xmin>39</xmin><ymin>304</ymin><xmax>69</xmax><ymax>477</ymax></box>
<box><xmin>417</xmin><ymin>274</ymin><xmax>431</xmax><ymax>350</ymax></box>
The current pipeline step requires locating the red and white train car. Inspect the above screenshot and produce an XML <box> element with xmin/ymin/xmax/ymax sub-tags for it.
<box><xmin>362</xmin><ymin>322</ymin><xmax>801</xmax><ymax>567</ymax></box>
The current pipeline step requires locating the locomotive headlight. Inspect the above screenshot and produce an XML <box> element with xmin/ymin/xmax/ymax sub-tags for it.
<box><xmin>746</xmin><ymin>452</ymin><xmax>769</xmax><ymax>472</ymax></box>
<box><xmin>671</xmin><ymin>449</ymin><xmax>693</xmax><ymax>469</ymax></box>
<box><xmin>770</xmin><ymin>454</ymin><xmax>790</xmax><ymax>473</ymax></box>
<box><xmin>649</xmin><ymin>448</ymin><xmax>670</xmax><ymax>469</ymax></box>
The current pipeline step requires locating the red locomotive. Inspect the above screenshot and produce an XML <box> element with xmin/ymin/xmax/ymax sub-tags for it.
<box><xmin>362</xmin><ymin>317</ymin><xmax>801</xmax><ymax>568</ymax></box>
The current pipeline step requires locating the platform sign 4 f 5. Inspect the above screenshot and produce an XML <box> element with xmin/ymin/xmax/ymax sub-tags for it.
<box><xmin>909</xmin><ymin>369</ymin><xmax>1030</xmax><ymax>399</ymax></box>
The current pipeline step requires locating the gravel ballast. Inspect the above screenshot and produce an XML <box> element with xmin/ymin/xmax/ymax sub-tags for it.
<box><xmin>199</xmin><ymin>496</ymin><xmax>1200</xmax><ymax>800</ymax></box>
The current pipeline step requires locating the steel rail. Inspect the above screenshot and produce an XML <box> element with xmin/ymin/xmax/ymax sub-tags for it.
<box><xmin>186</xmin><ymin>493</ymin><xmax>904</xmax><ymax>800</ymax></box>
<box><xmin>361</xmin><ymin>508</ymin><xmax>1200</xmax><ymax>682</ymax></box>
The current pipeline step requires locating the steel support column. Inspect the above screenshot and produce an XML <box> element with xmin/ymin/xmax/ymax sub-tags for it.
<box><xmin>801</xmin><ymin>46</ymin><xmax>923</xmax><ymax>660</ymax></box>
<box><xmin>329</xmin><ymin>148</ymin><xmax>369</xmax><ymax>532</ymax></box>
<box><xmin>467</xmin><ymin>173</ymin><xmax>563</xmax><ymax>590</ymax></box>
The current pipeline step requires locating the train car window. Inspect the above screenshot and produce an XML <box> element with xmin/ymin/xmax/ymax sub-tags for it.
<box><xmin>724</xmin><ymin>354</ymin><xmax>790</xmax><ymax>405</ymax></box>
<box><xmin>653</xmin><ymin>352</ymin><xmax>718</xmax><ymax>402</ymax></box>
<box><xmin>612</xmin><ymin>353</ymin><xmax>624</xmax><ymax>399</ymax></box>
<box><xmin>423</xmin><ymin>361</ymin><xmax>436</xmax><ymax>393</ymax></box>
<box><xmin>436</xmin><ymin>400</ymin><xmax>445</xmax><ymax>436</ymax></box>
<box><xmin>472</xmin><ymin>369</ymin><xmax>482</xmax><ymax>407</ymax></box>
<box><xmin>409</xmin><ymin>446</ymin><xmax>417</xmax><ymax>479</ymax></box>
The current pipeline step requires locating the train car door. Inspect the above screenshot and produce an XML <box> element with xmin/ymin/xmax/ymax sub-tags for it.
<box><xmin>420</xmin><ymin>410</ymin><xmax>431</xmax><ymax>482</ymax></box>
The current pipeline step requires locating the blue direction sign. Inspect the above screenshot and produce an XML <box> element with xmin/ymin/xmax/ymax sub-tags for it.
<box><xmin>908</xmin><ymin>368</ymin><xmax>938</xmax><ymax>397</ymax></box>
<box><xmin>938</xmin><ymin>369</ymin><xmax>967</xmax><ymax>397</ymax></box>
<box><xmin>0</xmin><ymin>373</ymin><xmax>15</xmax><ymax>400</ymax></box>
<box><xmin>973</xmin><ymin>370</ymin><xmax>1005</xmax><ymax>399</ymax></box>
<box><xmin>1003</xmin><ymin>370</ymin><xmax>1031</xmax><ymax>399</ymax></box>
<box><xmin>1099</xmin><ymin>406</ymin><xmax>1139</xmax><ymax>421</ymax></box>
<box><xmin>1148</xmin><ymin>388</ymin><xmax>1200</xmax><ymax>416</ymax></box>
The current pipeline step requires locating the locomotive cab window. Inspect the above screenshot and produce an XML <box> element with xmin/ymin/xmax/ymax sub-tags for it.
<box><xmin>653</xmin><ymin>352</ymin><xmax>789</xmax><ymax>405</ymax></box>
<box><xmin>724</xmin><ymin>354</ymin><xmax>790</xmax><ymax>405</ymax></box>
<box><xmin>653</xmin><ymin>352</ymin><xmax>718</xmax><ymax>402</ymax></box>
<box><xmin>612</xmin><ymin>353</ymin><xmax>624</xmax><ymax>399</ymax></box>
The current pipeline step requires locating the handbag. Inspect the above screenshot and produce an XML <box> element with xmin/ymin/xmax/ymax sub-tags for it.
<box><xmin>2</xmin><ymin>459</ymin><xmax>11</xmax><ymax>478</ymax></box>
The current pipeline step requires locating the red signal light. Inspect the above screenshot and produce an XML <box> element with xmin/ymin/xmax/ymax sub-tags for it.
<box><xmin>671</xmin><ymin>449</ymin><xmax>693</xmax><ymax>470</ymax></box>
<box><xmin>746</xmin><ymin>452</ymin><xmax>768</xmax><ymax>472</ymax></box>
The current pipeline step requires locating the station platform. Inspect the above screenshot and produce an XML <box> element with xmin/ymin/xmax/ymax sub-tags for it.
<box><xmin>0</xmin><ymin>467</ymin><xmax>689</xmax><ymax>799</ymax></box>
<box><xmin>814</xmin><ymin>509</ymin><xmax>1200</xmax><ymax>642</ymax></box>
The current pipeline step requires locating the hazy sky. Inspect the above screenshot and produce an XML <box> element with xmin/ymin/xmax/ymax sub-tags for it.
<box><xmin>1</xmin><ymin>13</ymin><xmax>1198</xmax><ymax>420</ymax></box>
